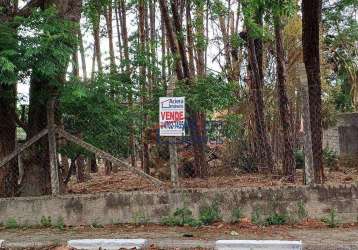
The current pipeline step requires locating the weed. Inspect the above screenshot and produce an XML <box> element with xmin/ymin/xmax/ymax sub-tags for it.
<box><xmin>5</xmin><ymin>218</ymin><xmax>18</xmax><ymax>229</ymax></box>
<box><xmin>297</xmin><ymin>200</ymin><xmax>308</xmax><ymax>220</ymax></box>
<box><xmin>40</xmin><ymin>216</ymin><xmax>52</xmax><ymax>228</ymax></box>
<box><xmin>322</xmin><ymin>209</ymin><xmax>339</xmax><ymax>228</ymax></box>
<box><xmin>231</xmin><ymin>207</ymin><xmax>243</xmax><ymax>223</ymax></box>
<box><xmin>54</xmin><ymin>217</ymin><xmax>65</xmax><ymax>230</ymax></box>
<box><xmin>251</xmin><ymin>208</ymin><xmax>264</xmax><ymax>225</ymax></box>
<box><xmin>161</xmin><ymin>207</ymin><xmax>202</xmax><ymax>227</ymax></box>
<box><xmin>91</xmin><ymin>221</ymin><xmax>104</xmax><ymax>228</ymax></box>
<box><xmin>132</xmin><ymin>212</ymin><xmax>149</xmax><ymax>225</ymax></box>
<box><xmin>265</xmin><ymin>212</ymin><xmax>287</xmax><ymax>225</ymax></box>
<box><xmin>199</xmin><ymin>202</ymin><xmax>221</xmax><ymax>225</ymax></box>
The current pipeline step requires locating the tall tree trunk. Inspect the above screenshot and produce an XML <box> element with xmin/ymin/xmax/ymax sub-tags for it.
<box><xmin>160</xmin><ymin>0</ymin><xmax>208</xmax><ymax>177</ymax></box>
<box><xmin>139</xmin><ymin>0</ymin><xmax>149</xmax><ymax>174</ymax></box>
<box><xmin>247</xmin><ymin>36</ymin><xmax>274</xmax><ymax>173</ymax></box>
<box><xmin>105</xmin><ymin>1</ymin><xmax>116</xmax><ymax>72</ymax></box>
<box><xmin>114</xmin><ymin>0</ymin><xmax>123</xmax><ymax>63</ymax></box>
<box><xmin>21</xmin><ymin>0</ymin><xmax>82</xmax><ymax>196</ymax></box>
<box><xmin>93</xmin><ymin>6</ymin><xmax>103</xmax><ymax>73</ymax></box>
<box><xmin>119</xmin><ymin>0</ymin><xmax>136</xmax><ymax>167</ymax></box>
<box><xmin>302</xmin><ymin>0</ymin><xmax>324</xmax><ymax>183</ymax></box>
<box><xmin>274</xmin><ymin>16</ymin><xmax>295</xmax><ymax>181</ymax></box>
<box><xmin>0</xmin><ymin>2</ymin><xmax>18</xmax><ymax>197</ymax></box>
<box><xmin>0</xmin><ymin>83</ymin><xmax>18</xmax><ymax>197</ymax></box>
<box><xmin>78</xmin><ymin>26</ymin><xmax>87</xmax><ymax>81</ymax></box>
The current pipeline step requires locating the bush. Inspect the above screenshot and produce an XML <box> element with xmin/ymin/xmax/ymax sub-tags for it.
<box><xmin>297</xmin><ymin>200</ymin><xmax>308</xmax><ymax>220</ymax></box>
<box><xmin>54</xmin><ymin>217</ymin><xmax>65</xmax><ymax>230</ymax></box>
<box><xmin>322</xmin><ymin>209</ymin><xmax>339</xmax><ymax>228</ymax></box>
<box><xmin>265</xmin><ymin>212</ymin><xmax>287</xmax><ymax>225</ymax></box>
<box><xmin>40</xmin><ymin>216</ymin><xmax>52</xmax><ymax>228</ymax></box>
<box><xmin>323</xmin><ymin>148</ymin><xmax>338</xmax><ymax>169</ymax></box>
<box><xmin>132</xmin><ymin>212</ymin><xmax>149</xmax><ymax>225</ymax></box>
<box><xmin>5</xmin><ymin>218</ymin><xmax>18</xmax><ymax>229</ymax></box>
<box><xmin>199</xmin><ymin>202</ymin><xmax>221</xmax><ymax>225</ymax></box>
<box><xmin>231</xmin><ymin>208</ymin><xmax>243</xmax><ymax>223</ymax></box>
<box><xmin>161</xmin><ymin>207</ymin><xmax>202</xmax><ymax>227</ymax></box>
<box><xmin>251</xmin><ymin>208</ymin><xmax>264</xmax><ymax>225</ymax></box>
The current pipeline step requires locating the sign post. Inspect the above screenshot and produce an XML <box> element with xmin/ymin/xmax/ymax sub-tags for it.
<box><xmin>159</xmin><ymin>91</ymin><xmax>184</xmax><ymax>187</ymax></box>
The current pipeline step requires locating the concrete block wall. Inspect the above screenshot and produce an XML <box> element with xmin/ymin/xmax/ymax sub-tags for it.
<box><xmin>0</xmin><ymin>185</ymin><xmax>358</xmax><ymax>226</ymax></box>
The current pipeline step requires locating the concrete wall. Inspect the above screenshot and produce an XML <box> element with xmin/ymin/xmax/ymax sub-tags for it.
<box><xmin>323</xmin><ymin>113</ymin><xmax>358</xmax><ymax>155</ymax></box>
<box><xmin>1</xmin><ymin>185</ymin><xmax>358</xmax><ymax>226</ymax></box>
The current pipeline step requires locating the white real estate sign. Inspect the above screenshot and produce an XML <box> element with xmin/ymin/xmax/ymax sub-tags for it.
<box><xmin>159</xmin><ymin>97</ymin><xmax>185</xmax><ymax>136</ymax></box>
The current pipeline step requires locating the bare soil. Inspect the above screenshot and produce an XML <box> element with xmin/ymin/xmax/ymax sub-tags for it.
<box><xmin>67</xmin><ymin>167</ymin><xmax>358</xmax><ymax>194</ymax></box>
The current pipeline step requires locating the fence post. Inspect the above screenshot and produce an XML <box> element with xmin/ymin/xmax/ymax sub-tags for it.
<box><xmin>47</xmin><ymin>97</ymin><xmax>60</xmax><ymax>195</ymax></box>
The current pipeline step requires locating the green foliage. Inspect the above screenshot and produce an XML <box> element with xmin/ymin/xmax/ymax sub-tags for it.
<box><xmin>5</xmin><ymin>218</ymin><xmax>18</xmax><ymax>229</ymax></box>
<box><xmin>54</xmin><ymin>217</ymin><xmax>65</xmax><ymax>230</ymax></box>
<box><xmin>132</xmin><ymin>212</ymin><xmax>149</xmax><ymax>225</ymax></box>
<box><xmin>265</xmin><ymin>212</ymin><xmax>287</xmax><ymax>225</ymax></box>
<box><xmin>251</xmin><ymin>208</ymin><xmax>264</xmax><ymax>225</ymax></box>
<box><xmin>322</xmin><ymin>209</ymin><xmax>339</xmax><ymax>228</ymax></box>
<box><xmin>161</xmin><ymin>207</ymin><xmax>202</xmax><ymax>227</ymax></box>
<box><xmin>175</xmin><ymin>74</ymin><xmax>236</xmax><ymax>113</ymax></box>
<box><xmin>91</xmin><ymin>221</ymin><xmax>104</xmax><ymax>228</ymax></box>
<box><xmin>60</xmin><ymin>73</ymin><xmax>135</xmax><ymax>158</ymax></box>
<box><xmin>297</xmin><ymin>200</ymin><xmax>308</xmax><ymax>220</ymax></box>
<box><xmin>323</xmin><ymin>147</ymin><xmax>338</xmax><ymax>169</ymax></box>
<box><xmin>199</xmin><ymin>202</ymin><xmax>221</xmax><ymax>225</ymax></box>
<box><xmin>294</xmin><ymin>149</ymin><xmax>305</xmax><ymax>169</ymax></box>
<box><xmin>40</xmin><ymin>216</ymin><xmax>52</xmax><ymax>228</ymax></box>
<box><xmin>231</xmin><ymin>208</ymin><xmax>243</xmax><ymax>223</ymax></box>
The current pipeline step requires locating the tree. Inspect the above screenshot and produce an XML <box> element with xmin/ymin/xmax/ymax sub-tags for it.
<box><xmin>272</xmin><ymin>0</ymin><xmax>296</xmax><ymax>181</ymax></box>
<box><xmin>302</xmin><ymin>0</ymin><xmax>324</xmax><ymax>183</ymax></box>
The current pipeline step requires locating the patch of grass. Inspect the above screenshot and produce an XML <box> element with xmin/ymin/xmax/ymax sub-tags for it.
<box><xmin>199</xmin><ymin>202</ymin><xmax>221</xmax><ymax>225</ymax></box>
<box><xmin>40</xmin><ymin>216</ymin><xmax>52</xmax><ymax>228</ymax></box>
<box><xmin>54</xmin><ymin>216</ymin><xmax>65</xmax><ymax>230</ymax></box>
<box><xmin>132</xmin><ymin>212</ymin><xmax>149</xmax><ymax>225</ymax></box>
<box><xmin>251</xmin><ymin>208</ymin><xmax>264</xmax><ymax>226</ymax></box>
<box><xmin>161</xmin><ymin>207</ymin><xmax>202</xmax><ymax>227</ymax></box>
<box><xmin>91</xmin><ymin>221</ymin><xmax>104</xmax><ymax>228</ymax></box>
<box><xmin>231</xmin><ymin>207</ymin><xmax>243</xmax><ymax>223</ymax></box>
<box><xmin>5</xmin><ymin>218</ymin><xmax>18</xmax><ymax>229</ymax></box>
<box><xmin>265</xmin><ymin>212</ymin><xmax>287</xmax><ymax>225</ymax></box>
<box><xmin>297</xmin><ymin>200</ymin><xmax>308</xmax><ymax>220</ymax></box>
<box><xmin>322</xmin><ymin>209</ymin><xmax>339</xmax><ymax>228</ymax></box>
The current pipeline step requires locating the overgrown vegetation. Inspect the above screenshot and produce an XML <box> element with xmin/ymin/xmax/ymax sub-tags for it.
<box><xmin>322</xmin><ymin>209</ymin><xmax>339</xmax><ymax>228</ymax></box>
<box><xmin>4</xmin><ymin>218</ymin><xmax>18</xmax><ymax>229</ymax></box>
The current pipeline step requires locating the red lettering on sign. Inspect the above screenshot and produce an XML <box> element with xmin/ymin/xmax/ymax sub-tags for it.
<box><xmin>160</xmin><ymin>111</ymin><xmax>184</xmax><ymax>121</ymax></box>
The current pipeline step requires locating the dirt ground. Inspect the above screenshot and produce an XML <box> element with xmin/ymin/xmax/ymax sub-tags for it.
<box><xmin>1</xmin><ymin>221</ymin><xmax>358</xmax><ymax>249</ymax></box>
<box><xmin>67</xmin><ymin>167</ymin><xmax>358</xmax><ymax>194</ymax></box>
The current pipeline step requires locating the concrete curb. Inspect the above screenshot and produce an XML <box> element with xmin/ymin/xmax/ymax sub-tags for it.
<box><xmin>67</xmin><ymin>239</ymin><xmax>148</xmax><ymax>250</ymax></box>
<box><xmin>215</xmin><ymin>240</ymin><xmax>302</xmax><ymax>250</ymax></box>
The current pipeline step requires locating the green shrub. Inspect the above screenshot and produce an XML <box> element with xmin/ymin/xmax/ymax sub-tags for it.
<box><xmin>251</xmin><ymin>208</ymin><xmax>264</xmax><ymax>225</ymax></box>
<box><xmin>322</xmin><ymin>209</ymin><xmax>339</xmax><ymax>228</ymax></box>
<box><xmin>91</xmin><ymin>221</ymin><xmax>104</xmax><ymax>228</ymax></box>
<box><xmin>5</xmin><ymin>218</ymin><xmax>18</xmax><ymax>229</ymax></box>
<box><xmin>199</xmin><ymin>202</ymin><xmax>221</xmax><ymax>225</ymax></box>
<box><xmin>161</xmin><ymin>207</ymin><xmax>202</xmax><ymax>227</ymax></box>
<box><xmin>40</xmin><ymin>216</ymin><xmax>52</xmax><ymax>228</ymax></box>
<box><xmin>54</xmin><ymin>217</ymin><xmax>65</xmax><ymax>230</ymax></box>
<box><xmin>231</xmin><ymin>208</ymin><xmax>243</xmax><ymax>223</ymax></box>
<box><xmin>132</xmin><ymin>212</ymin><xmax>149</xmax><ymax>225</ymax></box>
<box><xmin>297</xmin><ymin>200</ymin><xmax>308</xmax><ymax>220</ymax></box>
<box><xmin>323</xmin><ymin>148</ymin><xmax>338</xmax><ymax>169</ymax></box>
<box><xmin>265</xmin><ymin>212</ymin><xmax>287</xmax><ymax>225</ymax></box>
<box><xmin>294</xmin><ymin>149</ymin><xmax>305</xmax><ymax>169</ymax></box>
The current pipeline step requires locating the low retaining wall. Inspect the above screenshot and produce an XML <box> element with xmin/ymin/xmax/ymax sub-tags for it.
<box><xmin>0</xmin><ymin>184</ymin><xmax>358</xmax><ymax>226</ymax></box>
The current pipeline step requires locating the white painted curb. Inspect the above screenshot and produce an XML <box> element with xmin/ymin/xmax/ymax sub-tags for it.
<box><xmin>68</xmin><ymin>239</ymin><xmax>148</xmax><ymax>250</ymax></box>
<box><xmin>215</xmin><ymin>240</ymin><xmax>302</xmax><ymax>250</ymax></box>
